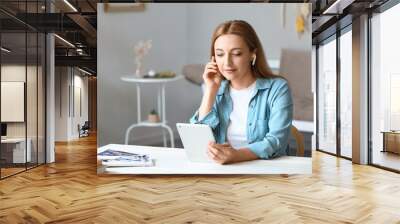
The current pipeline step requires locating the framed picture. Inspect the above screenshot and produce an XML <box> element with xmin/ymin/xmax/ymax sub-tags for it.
<box><xmin>103</xmin><ymin>2</ymin><xmax>145</xmax><ymax>13</ymax></box>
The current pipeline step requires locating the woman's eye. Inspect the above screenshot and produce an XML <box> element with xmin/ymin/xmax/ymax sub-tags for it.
<box><xmin>215</xmin><ymin>53</ymin><xmax>241</xmax><ymax>57</ymax></box>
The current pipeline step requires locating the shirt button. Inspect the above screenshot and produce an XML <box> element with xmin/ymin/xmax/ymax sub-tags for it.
<box><xmin>249</xmin><ymin>123</ymin><xmax>252</xmax><ymax>126</ymax></box>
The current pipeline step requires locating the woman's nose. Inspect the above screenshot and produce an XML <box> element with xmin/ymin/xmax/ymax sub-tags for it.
<box><xmin>224</xmin><ymin>55</ymin><xmax>232</xmax><ymax>66</ymax></box>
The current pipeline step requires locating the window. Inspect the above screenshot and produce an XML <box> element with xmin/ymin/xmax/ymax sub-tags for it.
<box><xmin>317</xmin><ymin>36</ymin><xmax>337</xmax><ymax>154</ymax></box>
<box><xmin>0</xmin><ymin>1</ymin><xmax>47</xmax><ymax>179</ymax></box>
<box><xmin>370</xmin><ymin>2</ymin><xmax>400</xmax><ymax>171</ymax></box>
<box><xmin>339</xmin><ymin>28</ymin><xmax>352</xmax><ymax>158</ymax></box>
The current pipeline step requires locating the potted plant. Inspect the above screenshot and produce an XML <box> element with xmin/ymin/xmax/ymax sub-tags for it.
<box><xmin>148</xmin><ymin>109</ymin><xmax>160</xmax><ymax>123</ymax></box>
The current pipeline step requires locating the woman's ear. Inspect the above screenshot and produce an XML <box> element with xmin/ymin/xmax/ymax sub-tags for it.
<box><xmin>252</xmin><ymin>48</ymin><xmax>257</xmax><ymax>57</ymax></box>
<box><xmin>252</xmin><ymin>49</ymin><xmax>257</xmax><ymax>58</ymax></box>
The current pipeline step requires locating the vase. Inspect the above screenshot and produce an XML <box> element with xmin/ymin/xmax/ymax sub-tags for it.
<box><xmin>148</xmin><ymin>114</ymin><xmax>160</xmax><ymax>123</ymax></box>
<box><xmin>135</xmin><ymin>62</ymin><xmax>142</xmax><ymax>78</ymax></box>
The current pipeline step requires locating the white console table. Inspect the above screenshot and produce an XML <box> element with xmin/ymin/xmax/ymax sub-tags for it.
<box><xmin>121</xmin><ymin>76</ymin><xmax>183</xmax><ymax>148</ymax></box>
<box><xmin>1</xmin><ymin>138</ymin><xmax>31</xmax><ymax>163</ymax></box>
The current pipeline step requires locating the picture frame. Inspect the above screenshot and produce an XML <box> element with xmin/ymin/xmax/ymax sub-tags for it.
<box><xmin>103</xmin><ymin>2</ymin><xmax>145</xmax><ymax>13</ymax></box>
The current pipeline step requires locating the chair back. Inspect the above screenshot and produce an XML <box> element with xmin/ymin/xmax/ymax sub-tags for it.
<box><xmin>290</xmin><ymin>125</ymin><xmax>305</xmax><ymax>157</ymax></box>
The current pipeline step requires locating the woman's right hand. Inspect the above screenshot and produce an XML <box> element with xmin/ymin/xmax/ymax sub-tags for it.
<box><xmin>203</xmin><ymin>56</ymin><xmax>223</xmax><ymax>92</ymax></box>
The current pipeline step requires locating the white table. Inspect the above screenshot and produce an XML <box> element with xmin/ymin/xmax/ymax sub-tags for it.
<box><xmin>1</xmin><ymin>138</ymin><xmax>31</xmax><ymax>163</ymax></box>
<box><xmin>121</xmin><ymin>76</ymin><xmax>183</xmax><ymax>148</ymax></box>
<box><xmin>97</xmin><ymin>144</ymin><xmax>312</xmax><ymax>175</ymax></box>
<box><xmin>292</xmin><ymin>120</ymin><xmax>314</xmax><ymax>133</ymax></box>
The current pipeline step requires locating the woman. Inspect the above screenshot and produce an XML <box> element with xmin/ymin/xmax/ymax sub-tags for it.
<box><xmin>190</xmin><ymin>20</ymin><xmax>293</xmax><ymax>164</ymax></box>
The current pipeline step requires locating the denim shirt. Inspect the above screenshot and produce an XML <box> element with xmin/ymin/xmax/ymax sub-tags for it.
<box><xmin>189</xmin><ymin>77</ymin><xmax>293</xmax><ymax>159</ymax></box>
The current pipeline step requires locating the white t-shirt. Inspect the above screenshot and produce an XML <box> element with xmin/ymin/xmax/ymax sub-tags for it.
<box><xmin>227</xmin><ymin>81</ymin><xmax>256</xmax><ymax>149</ymax></box>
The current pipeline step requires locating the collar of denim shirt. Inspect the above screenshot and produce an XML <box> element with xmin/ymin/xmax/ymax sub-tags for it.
<box><xmin>217</xmin><ymin>78</ymin><xmax>272</xmax><ymax>96</ymax></box>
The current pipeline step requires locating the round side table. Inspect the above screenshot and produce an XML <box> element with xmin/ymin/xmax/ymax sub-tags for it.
<box><xmin>121</xmin><ymin>75</ymin><xmax>183</xmax><ymax>148</ymax></box>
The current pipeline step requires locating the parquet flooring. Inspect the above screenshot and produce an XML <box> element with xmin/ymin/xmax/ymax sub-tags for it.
<box><xmin>1</xmin><ymin>134</ymin><xmax>400</xmax><ymax>223</ymax></box>
<box><xmin>1</xmin><ymin>167</ymin><xmax>25</xmax><ymax>178</ymax></box>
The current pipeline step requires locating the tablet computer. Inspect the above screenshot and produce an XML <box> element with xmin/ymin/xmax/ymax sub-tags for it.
<box><xmin>176</xmin><ymin>123</ymin><xmax>215</xmax><ymax>163</ymax></box>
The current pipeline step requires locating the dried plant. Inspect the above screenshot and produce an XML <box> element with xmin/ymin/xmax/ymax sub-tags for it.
<box><xmin>134</xmin><ymin>40</ymin><xmax>152</xmax><ymax>76</ymax></box>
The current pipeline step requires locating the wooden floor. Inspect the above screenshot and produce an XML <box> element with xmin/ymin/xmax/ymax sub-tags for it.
<box><xmin>372</xmin><ymin>150</ymin><xmax>400</xmax><ymax>171</ymax></box>
<box><xmin>1</xmin><ymin>167</ymin><xmax>26</xmax><ymax>178</ymax></box>
<box><xmin>1</xmin><ymin>134</ymin><xmax>400</xmax><ymax>223</ymax></box>
<box><xmin>1</xmin><ymin>163</ymin><xmax>45</xmax><ymax>178</ymax></box>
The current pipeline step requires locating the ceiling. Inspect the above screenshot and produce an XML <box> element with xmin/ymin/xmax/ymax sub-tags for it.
<box><xmin>1</xmin><ymin>0</ymin><xmax>98</xmax><ymax>74</ymax></box>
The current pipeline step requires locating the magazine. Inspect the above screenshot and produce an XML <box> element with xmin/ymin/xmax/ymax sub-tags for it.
<box><xmin>98</xmin><ymin>149</ymin><xmax>141</xmax><ymax>157</ymax></box>
<box><xmin>101</xmin><ymin>156</ymin><xmax>154</xmax><ymax>167</ymax></box>
<box><xmin>98</xmin><ymin>149</ymin><xmax>154</xmax><ymax>167</ymax></box>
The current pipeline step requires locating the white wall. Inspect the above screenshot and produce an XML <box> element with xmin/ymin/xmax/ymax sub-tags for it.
<box><xmin>72</xmin><ymin>73</ymin><xmax>89</xmax><ymax>137</ymax></box>
<box><xmin>55</xmin><ymin>67</ymin><xmax>68</xmax><ymax>141</ymax></box>
<box><xmin>1</xmin><ymin>65</ymin><xmax>38</xmax><ymax>138</ymax></box>
<box><xmin>1</xmin><ymin>64</ymin><xmax>46</xmax><ymax>163</ymax></box>
<box><xmin>98</xmin><ymin>3</ymin><xmax>312</xmax><ymax>147</ymax></box>
<box><xmin>55</xmin><ymin>67</ymin><xmax>89</xmax><ymax>141</ymax></box>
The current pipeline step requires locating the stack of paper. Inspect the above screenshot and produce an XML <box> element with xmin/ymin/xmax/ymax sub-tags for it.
<box><xmin>98</xmin><ymin>149</ymin><xmax>154</xmax><ymax>167</ymax></box>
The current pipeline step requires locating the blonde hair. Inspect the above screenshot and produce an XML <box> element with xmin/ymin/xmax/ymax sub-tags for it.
<box><xmin>210</xmin><ymin>20</ymin><xmax>277</xmax><ymax>79</ymax></box>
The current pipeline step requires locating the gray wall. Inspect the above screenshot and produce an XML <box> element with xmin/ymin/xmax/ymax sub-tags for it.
<box><xmin>186</xmin><ymin>3</ymin><xmax>311</xmax><ymax>64</ymax></box>
<box><xmin>98</xmin><ymin>3</ymin><xmax>311</xmax><ymax>147</ymax></box>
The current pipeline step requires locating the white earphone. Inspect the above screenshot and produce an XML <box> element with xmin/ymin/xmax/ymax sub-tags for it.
<box><xmin>252</xmin><ymin>56</ymin><xmax>256</xmax><ymax>66</ymax></box>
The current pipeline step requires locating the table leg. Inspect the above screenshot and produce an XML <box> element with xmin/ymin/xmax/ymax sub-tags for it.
<box><xmin>162</xmin><ymin>129</ymin><xmax>167</xmax><ymax>147</ymax></box>
<box><xmin>160</xmin><ymin>124</ymin><xmax>174</xmax><ymax>148</ymax></box>
<box><xmin>136</xmin><ymin>84</ymin><xmax>141</xmax><ymax>123</ymax></box>
<box><xmin>157</xmin><ymin>84</ymin><xmax>162</xmax><ymax>121</ymax></box>
<box><xmin>159</xmin><ymin>84</ymin><xmax>167</xmax><ymax>147</ymax></box>
<box><xmin>382</xmin><ymin>132</ymin><xmax>388</xmax><ymax>153</ymax></box>
<box><xmin>162</xmin><ymin>84</ymin><xmax>166</xmax><ymax>123</ymax></box>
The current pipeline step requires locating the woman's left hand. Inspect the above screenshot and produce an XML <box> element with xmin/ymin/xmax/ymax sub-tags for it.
<box><xmin>207</xmin><ymin>142</ymin><xmax>238</xmax><ymax>164</ymax></box>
